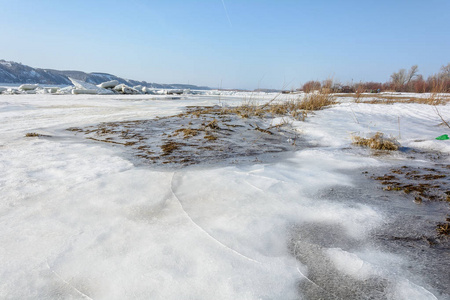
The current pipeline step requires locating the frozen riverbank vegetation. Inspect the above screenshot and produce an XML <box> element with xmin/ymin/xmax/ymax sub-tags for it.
<box><xmin>1</xmin><ymin>90</ymin><xmax>449</xmax><ymax>299</ymax></box>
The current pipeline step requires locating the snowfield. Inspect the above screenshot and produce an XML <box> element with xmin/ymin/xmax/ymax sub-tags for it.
<box><xmin>0</xmin><ymin>93</ymin><xmax>449</xmax><ymax>299</ymax></box>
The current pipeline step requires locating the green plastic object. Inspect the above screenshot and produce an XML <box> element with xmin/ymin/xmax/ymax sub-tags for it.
<box><xmin>436</xmin><ymin>134</ymin><xmax>449</xmax><ymax>140</ymax></box>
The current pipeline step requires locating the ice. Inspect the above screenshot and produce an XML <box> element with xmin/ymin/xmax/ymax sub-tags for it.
<box><xmin>72</xmin><ymin>89</ymin><xmax>98</xmax><ymax>94</ymax></box>
<box><xmin>69</xmin><ymin>77</ymin><xmax>113</xmax><ymax>95</ymax></box>
<box><xmin>326</xmin><ymin>248</ymin><xmax>377</xmax><ymax>280</ymax></box>
<box><xmin>18</xmin><ymin>84</ymin><xmax>39</xmax><ymax>91</ymax></box>
<box><xmin>113</xmin><ymin>83</ymin><xmax>140</xmax><ymax>94</ymax></box>
<box><xmin>58</xmin><ymin>86</ymin><xmax>74</xmax><ymax>94</ymax></box>
<box><xmin>142</xmin><ymin>86</ymin><xmax>156</xmax><ymax>94</ymax></box>
<box><xmin>0</xmin><ymin>93</ymin><xmax>448</xmax><ymax>299</ymax></box>
<box><xmin>97</xmin><ymin>80</ymin><xmax>119</xmax><ymax>89</ymax></box>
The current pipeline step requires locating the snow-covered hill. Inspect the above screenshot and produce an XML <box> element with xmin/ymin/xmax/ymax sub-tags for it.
<box><xmin>0</xmin><ymin>59</ymin><xmax>211</xmax><ymax>90</ymax></box>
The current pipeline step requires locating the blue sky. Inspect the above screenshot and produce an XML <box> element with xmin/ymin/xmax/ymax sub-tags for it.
<box><xmin>1</xmin><ymin>0</ymin><xmax>449</xmax><ymax>89</ymax></box>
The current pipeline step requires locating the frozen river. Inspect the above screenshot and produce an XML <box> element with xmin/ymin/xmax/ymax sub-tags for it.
<box><xmin>0</xmin><ymin>94</ymin><xmax>449</xmax><ymax>299</ymax></box>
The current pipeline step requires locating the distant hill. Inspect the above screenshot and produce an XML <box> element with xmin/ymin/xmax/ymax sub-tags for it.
<box><xmin>0</xmin><ymin>60</ymin><xmax>211</xmax><ymax>90</ymax></box>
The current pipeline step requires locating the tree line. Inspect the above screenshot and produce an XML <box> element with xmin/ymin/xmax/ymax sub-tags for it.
<box><xmin>300</xmin><ymin>63</ymin><xmax>450</xmax><ymax>93</ymax></box>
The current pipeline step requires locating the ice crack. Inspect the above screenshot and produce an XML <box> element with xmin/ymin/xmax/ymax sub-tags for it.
<box><xmin>169</xmin><ymin>172</ymin><xmax>262</xmax><ymax>265</ymax></box>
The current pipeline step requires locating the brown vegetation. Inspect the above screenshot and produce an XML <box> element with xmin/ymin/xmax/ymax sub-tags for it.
<box><xmin>25</xmin><ymin>132</ymin><xmax>42</xmax><ymax>137</ymax></box>
<box><xmin>437</xmin><ymin>218</ymin><xmax>450</xmax><ymax>236</ymax></box>
<box><xmin>352</xmin><ymin>132</ymin><xmax>400</xmax><ymax>151</ymax></box>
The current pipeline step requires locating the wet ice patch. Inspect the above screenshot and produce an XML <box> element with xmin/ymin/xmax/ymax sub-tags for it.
<box><xmin>69</xmin><ymin>105</ymin><xmax>302</xmax><ymax>167</ymax></box>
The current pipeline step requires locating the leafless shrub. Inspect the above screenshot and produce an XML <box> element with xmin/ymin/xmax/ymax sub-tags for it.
<box><xmin>302</xmin><ymin>81</ymin><xmax>321</xmax><ymax>93</ymax></box>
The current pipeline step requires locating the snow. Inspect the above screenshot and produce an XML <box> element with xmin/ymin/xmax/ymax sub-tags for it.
<box><xmin>0</xmin><ymin>93</ymin><xmax>449</xmax><ymax>299</ymax></box>
<box><xmin>29</xmin><ymin>70</ymin><xmax>39</xmax><ymax>78</ymax></box>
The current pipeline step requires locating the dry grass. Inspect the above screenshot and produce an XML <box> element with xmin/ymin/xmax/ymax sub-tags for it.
<box><xmin>173</xmin><ymin>128</ymin><xmax>199</xmax><ymax>138</ymax></box>
<box><xmin>25</xmin><ymin>132</ymin><xmax>52</xmax><ymax>138</ymax></box>
<box><xmin>335</xmin><ymin>93</ymin><xmax>450</xmax><ymax>105</ymax></box>
<box><xmin>178</xmin><ymin>89</ymin><xmax>335</xmax><ymax>122</ymax></box>
<box><xmin>25</xmin><ymin>132</ymin><xmax>42</xmax><ymax>137</ymax></box>
<box><xmin>205</xmin><ymin>119</ymin><xmax>220</xmax><ymax>129</ymax></box>
<box><xmin>204</xmin><ymin>135</ymin><xmax>217</xmax><ymax>141</ymax></box>
<box><xmin>436</xmin><ymin>218</ymin><xmax>450</xmax><ymax>236</ymax></box>
<box><xmin>254</xmin><ymin>126</ymin><xmax>273</xmax><ymax>135</ymax></box>
<box><xmin>228</xmin><ymin>89</ymin><xmax>335</xmax><ymax>120</ymax></box>
<box><xmin>161</xmin><ymin>141</ymin><xmax>184</xmax><ymax>155</ymax></box>
<box><xmin>298</xmin><ymin>91</ymin><xmax>335</xmax><ymax>110</ymax></box>
<box><xmin>352</xmin><ymin>132</ymin><xmax>400</xmax><ymax>151</ymax></box>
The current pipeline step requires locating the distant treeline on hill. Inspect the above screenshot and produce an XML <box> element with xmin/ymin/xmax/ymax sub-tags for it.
<box><xmin>297</xmin><ymin>63</ymin><xmax>450</xmax><ymax>94</ymax></box>
<box><xmin>0</xmin><ymin>60</ymin><xmax>211</xmax><ymax>90</ymax></box>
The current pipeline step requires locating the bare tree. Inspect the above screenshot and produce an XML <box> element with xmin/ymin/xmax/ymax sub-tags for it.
<box><xmin>406</xmin><ymin>65</ymin><xmax>419</xmax><ymax>84</ymax></box>
<box><xmin>391</xmin><ymin>69</ymin><xmax>407</xmax><ymax>87</ymax></box>
<box><xmin>390</xmin><ymin>65</ymin><xmax>419</xmax><ymax>91</ymax></box>
<box><xmin>439</xmin><ymin>63</ymin><xmax>450</xmax><ymax>79</ymax></box>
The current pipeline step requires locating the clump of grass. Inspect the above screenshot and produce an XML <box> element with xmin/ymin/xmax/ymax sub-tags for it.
<box><xmin>297</xmin><ymin>91</ymin><xmax>335</xmax><ymax>111</ymax></box>
<box><xmin>25</xmin><ymin>132</ymin><xmax>42</xmax><ymax>137</ymax></box>
<box><xmin>204</xmin><ymin>134</ymin><xmax>217</xmax><ymax>141</ymax></box>
<box><xmin>174</xmin><ymin>128</ymin><xmax>199</xmax><ymax>138</ymax></box>
<box><xmin>25</xmin><ymin>132</ymin><xmax>51</xmax><ymax>138</ymax></box>
<box><xmin>205</xmin><ymin>119</ymin><xmax>220</xmax><ymax>130</ymax></box>
<box><xmin>161</xmin><ymin>141</ymin><xmax>183</xmax><ymax>155</ymax></box>
<box><xmin>66</xmin><ymin>127</ymin><xmax>84</xmax><ymax>132</ymax></box>
<box><xmin>436</xmin><ymin>217</ymin><xmax>450</xmax><ymax>236</ymax></box>
<box><xmin>254</xmin><ymin>126</ymin><xmax>273</xmax><ymax>135</ymax></box>
<box><xmin>352</xmin><ymin>132</ymin><xmax>400</xmax><ymax>151</ymax></box>
<box><xmin>260</xmin><ymin>90</ymin><xmax>335</xmax><ymax>120</ymax></box>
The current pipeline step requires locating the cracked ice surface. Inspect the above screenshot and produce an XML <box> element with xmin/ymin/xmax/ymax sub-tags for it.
<box><xmin>0</xmin><ymin>94</ymin><xmax>448</xmax><ymax>299</ymax></box>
